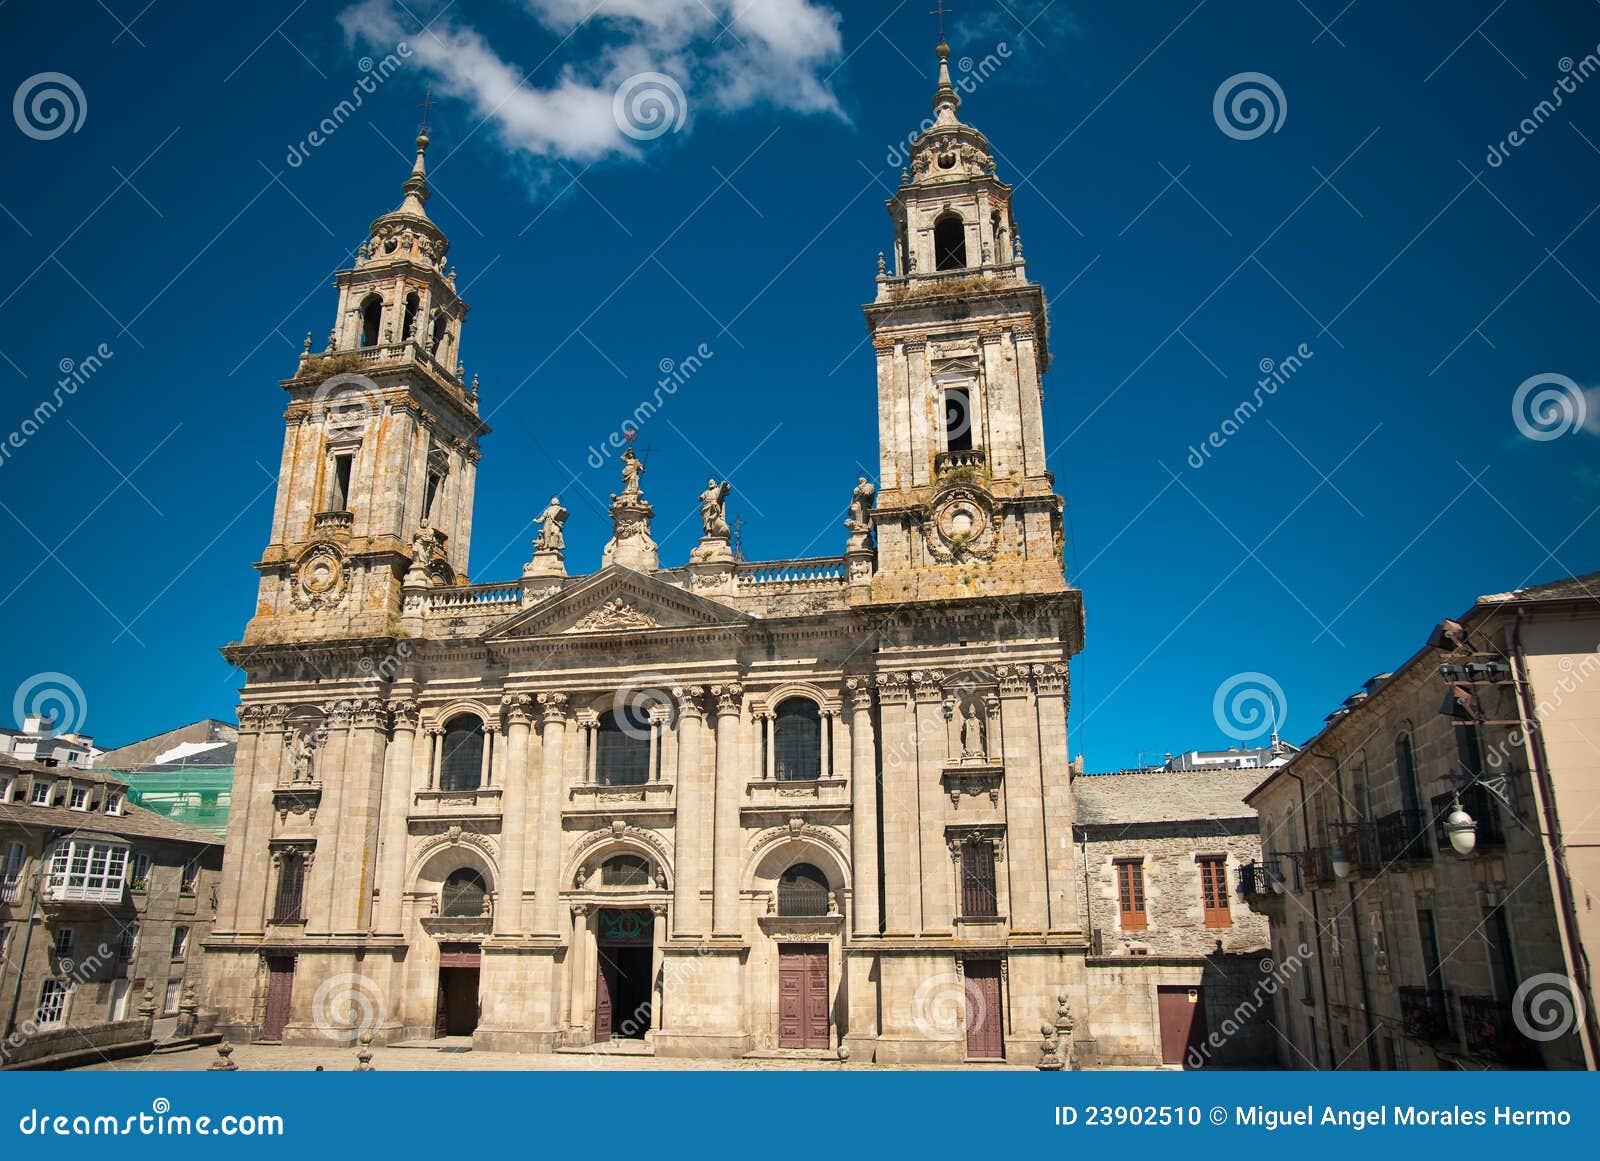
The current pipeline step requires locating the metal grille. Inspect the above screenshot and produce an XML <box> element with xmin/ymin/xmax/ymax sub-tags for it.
<box><xmin>774</xmin><ymin>699</ymin><xmax>821</xmax><ymax>782</ymax></box>
<box><xmin>960</xmin><ymin>840</ymin><xmax>998</xmax><ymax>917</ymax></box>
<box><xmin>441</xmin><ymin>868</ymin><xmax>487</xmax><ymax>917</ymax></box>
<box><xmin>272</xmin><ymin>853</ymin><xmax>305</xmax><ymax>923</ymax></box>
<box><xmin>596</xmin><ymin>708</ymin><xmax>650</xmax><ymax>787</ymax></box>
<box><xmin>439</xmin><ymin>717</ymin><xmax>484</xmax><ymax>791</ymax></box>
<box><xmin>601</xmin><ymin>855</ymin><xmax>650</xmax><ymax>886</ymax></box>
<box><xmin>777</xmin><ymin>863</ymin><xmax>830</xmax><ymax>917</ymax></box>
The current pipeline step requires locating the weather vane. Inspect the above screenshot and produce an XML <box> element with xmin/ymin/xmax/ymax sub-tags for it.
<box><xmin>417</xmin><ymin>88</ymin><xmax>435</xmax><ymax>137</ymax></box>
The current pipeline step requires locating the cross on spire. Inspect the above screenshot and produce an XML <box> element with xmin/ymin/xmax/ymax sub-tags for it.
<box><xmin>930</xmin><ymin>0</ymin><xmax>953</xmax><ymax>41</ymax></box>
<box><xmin>417</xmin><ymin>88</ymin><xmax>435</xmax><ymax>137</ymax></box>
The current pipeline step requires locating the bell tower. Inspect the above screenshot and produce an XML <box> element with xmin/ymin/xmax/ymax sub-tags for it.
<box><xmin>864</xmin><ymin>38</ymin><xmax>1064</xmax><ymax>601</ymax></box>
<box><xmin>242</xmin><ymin>130</ymin><xmax>489</xmax><ymax>644</ymax></box>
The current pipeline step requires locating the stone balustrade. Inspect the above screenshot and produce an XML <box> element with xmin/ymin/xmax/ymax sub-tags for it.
<box><xmin>735</xmin><ymin>557</ymin><xmax>846</xmax><ymax>593</ymax></box>
<box><xmin>423</xmin><ymin>581</ymin><xmax>525</xmax><ymax>613</ymax></box>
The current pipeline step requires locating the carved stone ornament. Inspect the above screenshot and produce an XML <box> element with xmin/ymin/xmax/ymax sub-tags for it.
<box><xmin>924</xmin><ymin>487</ymin><xmax>997</xmax><ymax>564</ymax></box>
<box><xmin>290</xmin><ymin>542</ymin><xmax>350</xmax><ymax>611</ymax></box>
<box><xmin>571</xmin><ymin>598</ymin><xmax>658</xmax><ymax>633</ymax></box>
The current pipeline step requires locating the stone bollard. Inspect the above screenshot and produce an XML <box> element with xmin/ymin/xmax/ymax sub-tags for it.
<box><xmin>1053</xmin><ymin>993</ymin><xmax>1076</xmax><ymax>1070</ymax></box>
<box><xmin>1036</xmin><ymin>1024</ymin><xmax>1063</xmax><ymax>1071</ymax></box>
<box><xmin>354</xmin><ymin>1032</ymin><xmax>375</xmax><ymax>1071</ymax></box>
<box><xmin>836</xmin><ymin>1043</ymin><xmax>850</xmax><ymax>1067</ymax></box>
<box><xmin>208</xmin><ymin>1042</ymin><xmax>240</xmax><ymax>1071</ymax></box>
<box><xmin>175</xmin><ymin>982</ymin><xmax>199</xmax><ymax>1039</ymax></box>
<box><xmin>137</xmin><ymin>985</ymin><xmax>157</xmax><ymax>1040</ymax></box>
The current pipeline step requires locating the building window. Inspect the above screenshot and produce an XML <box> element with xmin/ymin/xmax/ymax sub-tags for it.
<box><xmin>272</xmin><ymin>852</ymin><xmax>307</xmax><ymax>923</ymax></box>
<box><xmin>30</xmin><ymin>780</ymin><xmax>51</xmax><ymax>805</ymax></box>
<box><xmin>777</xmin><ymin>862</ymin><xmax>830</xmax><ymax>917</ymax></box>
<box><xmin>600</xmin><ymin>855</ymin><xmax>650</xmax><ymax>887</ymax></box>
<box><xmin>180</xmin><ymin>858</ymin><xmax>199</xmax><ymax>894</ymax></box>
<box><xmin>117</xmin><ymin>923</ymin><xmax>138</xmax><ymax>962</ymax></box>
<box><xmin>1395</xmin><ymin>733</ymin><xmax>1420</xmax><ymax>814</ymax></box>
<box><xmin>130</xmin><ymin>852</ymin><xmax>151</xmax><ymax>891</ymax></box>
<box><xmin>438</xmin><ymin>716</ymin><xmax>485</xmax><ymax>792</ymax></box>
<box><xmin>773</xmin><ymin>698</ymin><xmax>822</xmax><ymax>782</ymax></box>
<box><xmin>960</xmin><ymin>838</ymin><xmax>999</xmax><ymax>917</ymax></box>
<box><xmin>943</xmin><ymin>385</ymin><xmax>973</xmax><ymax>452</ymax></box>
<box><xmin>165</xmin><ymin>979</ymin><xmax>181</xmax><ymax>1015</ymax></box>
<box><xmin>105</xmin><ymin>792</ymin><xmax>122</xmax><ymax>816</ymax></box>
<box><xmin>54</xmin><ymin>928</ymin><xmax>75</xmax><ymax>957</ymax></box>
<box><xmin>171</xmin><ymin>926</ymin><xmax>190</xmax><ymax>959</ymax></box>
<box><xmin>46</xmin><ymin>839</ymin><xmax>128</xmax><ymax>902</ymax></box>
<box><xmin>933</xmin><ymin>212</ymin><xmax>967</xmax><ymax>270</ymax></box>
<box><xmin>1</xmin><ymin>841</ymin><xmax>24</xmax><ymax>896</ymax></box>
<box><xmin>327</xmin><ymin>452</ymin><xmax>355</xmax><ymax>512</ymax></box>
<box><xmin>35</xmin><ymin>980</ymin><xmax>68</xmax><ymax>1028</ymax></box>
<box><xmin>1115</xmin><ymin>859</ymin><xmax>1147</xmax><ymax>930</ymax></box>
<box><xmin>359</xmin><ymin>294</ymin><xmax>383</xmax><ymax>347</ymax></box>
<box><xmin>402</xmin><ymin>291</ymin><xmax>420</xmax><ymax>341</ymax></box>
<box><xmin>595</xmin><ymin>707</ymin><xmax>650</xmax><ymax>787</ymax></box>
<box><xmin>1199</xmin><ymin>855</ymin><xmax>1231</xmax><ymax>927</ymax></box>
<box><xmin>440</xmin><ymin>868</ymin><xmax>487</xmax><ymax>917</ymax></box>
<box><xmin>68</xmin><ymin>786</ymin><xmax>87</xmax><ymax>811</ymax></box>
<box><xmin>0</xmin><ymin>777</ymin><xmax>10</xmax><ymax>802</ymax></box>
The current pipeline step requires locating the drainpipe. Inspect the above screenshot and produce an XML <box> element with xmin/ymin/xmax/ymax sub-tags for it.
<box><xmin>1313</xmin><ymin>746</ymin><xmax>1379</xmax><ymax>1070</ymax></box>
<box><xmin>1281</xmin><ymin>766</ymin><xmax>1335</xmax><ymax>1070</ymax></box>
<box><xmin>1509</xmin><ymin>609</ymin><xmax>1599</xmax><ymax>1068</ymax></box>
<box><xmin>3</xmin><ymin>829</ymin><xmax>61</xmax><ymax>1041</ymax></box>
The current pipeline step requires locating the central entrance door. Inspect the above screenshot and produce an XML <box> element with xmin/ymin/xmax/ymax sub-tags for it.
<box><xmin>435</xmin><ymin>943</ymin><xmax>481</xmax><ymax>1037</ymax></box>
<box><xmin>963</xmin><ymin>958</ymin><xmax>1004</xmax><ymax>1060</ymax></box>
<box><xmin>1157</xmin><ymin>984</ymin><xmax>1207</xmax><ymax>1066</ymax></box>
<box><xmin>778</xmin><ymin>943</ymin><xmax>829</xmax><ymax>1049</ymax></box>
<box><xmin>261</xmin><ymin>955</ymin><xmax>295</xmax><ymax>1041</ymax></box>
<box><xmin>594</xmin><ymin>908</ymin><xmax>654</xmax><ymax>1042</ymax></box>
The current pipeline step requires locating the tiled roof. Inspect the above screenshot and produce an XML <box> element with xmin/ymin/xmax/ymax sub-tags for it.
<box><xmin>0</xmin><ymin>784</ymin><xmax>218</xmax><ymax>849</ymax></box>
<box><xmin>0</xmin><ymin>755</ymin><xmax>127</xmax><ymax>787</ymax></box>
<box><xmin>1477</xmin><ymin>570</ymin><xmax>1600</xmax><ymax>606</ymax></box>
<box><xmin>1073</xmin><ymin>767</ymin><xmax>1263</xmax><ymax>826</ymax></box>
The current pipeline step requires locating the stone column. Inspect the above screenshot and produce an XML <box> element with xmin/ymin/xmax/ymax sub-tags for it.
<box><xmin>568</xmin><ymin>903</ymin><xmax>591</xmax><ymax>1034</ymax></box>
<box><xmin>845</xmin><ymin>679</ymin><xmax>880</xmax><ymax>937</ymax></box>
<box><xmin>757</xmin><ymin>712</ymin><xmax>775</xmax><ymax>780</ymax></box>
<box><xmin>672</xmin><ymin>688</ymin><xmax>706</xmax><ymax>937</ymax></box>
<box><xmin>913</xmin><ymin>673</ymin><xmax>952</xmax><ymax>933</ymax></box>
<box><xmin>819</xmin><ymin>710</ymin><xmax>833</xmax><ymax>779</ymax></box>
<box><xmin>998</xmin><ymin>665</ymin><xmax>1048</xmax><ymax>933</ymax></box>
<box><xmin>234</xmin><ymin>706</ymin><xmax>291</xmax><ymax>935</ymax></box>
<box><xmin>710</xmin><ymin>681</ymin><xmax>744</xmax><ymax>936</ymax></box>
<box><xmin>530</xmin><ymin>693</ymin><xmax>569</xmax><ymax>935</ymax></box>
<box><xmin>1034</xmin><ymin>663</ymin><xmax>1078</xmax><ymax>931</ymax></box>
<box><xmin>428</xmin><ymin>729</ymin><xmax>443</xmax><ymax>789</ymax></box>
<box><xmin>304</xmin><ymin>700</ymin><xmax>354</xmax><ymax>935</ymax></box>
<box><xmin>647</xmin><ymin>708</ymin><xmax>665</xmax><ymax>781</ymax></box>
<box><xmin>339</xmin><ymin>697</ymin><xmax>391</xmax><ymax>933</ymax></box>
<box><xmin>214</xmin><ymin>704</ymin><xmax>268</xmax><ymax>934</ymax></box>
<box><xmin>374</xmin><ymin>699</ymin><xmax>420</xmax><ymax>935</ymax></box>
<box><xmin>577</xmin><ymin>712</ymin><xmax>598</xmax><ymax>783</ymax></box>
<box><xmin>876</xmin><ymin>673</ymin><xmax>920</xmax><ymax>934</ymax></box>
<box><xmin>479</xmin><ymin>724</ymin><xmax>496</xmax><ymax>788</ymax></box>
<box><xmin>650</xmin><ymin>904</ymin><xmax>667</xmax><ymax>1032</ymax></box>
<box><xmin>495</xmin><ymin>695</ymin><xmax>534</xmax><ymax>935</ymax></box>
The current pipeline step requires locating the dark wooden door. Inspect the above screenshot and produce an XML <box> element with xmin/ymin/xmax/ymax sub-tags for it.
<box><xmin>439</xmin><ymin>969</ymin><xmax>479</xmax><ymax>1036</ymax></box>
<box><xmin>1157</xmin><ymin>985</ymin><xmax>1207</xmax><ymax>1065</ymax></box>
<box><xmin>261</xmin><ymin>956</ymin><xmax>295</xmax><ymax>1041</ymax></box>
<box><xmin>778</xmin><ymin>944</ymin><xmax>829</xmax><ymax>1048</ymax></box>
<box><xmin>964</xmin><ymin>959</ymin><xmax>1004</xmax><ymax>1060</ymax></box>
<box><xmin>594</xmin><ymin>955</ymin><xmax>616</xmax><ymax>1043</ymax></box>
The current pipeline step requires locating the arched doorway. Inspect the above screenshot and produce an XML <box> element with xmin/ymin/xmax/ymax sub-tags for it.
<box><xmin>593</xmin><ymin>907</ymin><xmax>654</xmax><ymax>1042</ymax></box>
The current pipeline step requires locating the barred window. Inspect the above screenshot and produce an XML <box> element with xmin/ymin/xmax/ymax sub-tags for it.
<box><xmin>272</xmin><ymin>852</ymin><xmax>307</xmax><ymax>923</ymax></box>
<box><xmin>774</xmin><ymin>698</ymin><xmax>821</xmax><ymax>782</ymax></box>
<box><xmin>960</xmin><ymin>839</ymin><xmax>998</xmax><ymax>917</ymax></box>
<box><xmin>596</xmin><ymin>706</ymin><xmax>650</xmax><ymax>787</ymax></box>
<box><xmin>441</xmin><ymin>868</ymin><xmax>487</xmax><ymax>917</ymax></box>
<box><xmin>777</xmin><ymin>863</ymin><xmax>830</xmax><ymax>917</ymax></box>
<box><xmin>439</xmin><ymin>716</ymin><xmax>485</xmax><ymax>792</ymax></box>
<box><xmin>601</xmin><ymin>855</ymin><xmax>651</xmax><ymax>887</ymax></box>
<box><xmin>36</xmin><ymin>980</ymin><xmax>68</xmax><ymax>1028</ymax></box>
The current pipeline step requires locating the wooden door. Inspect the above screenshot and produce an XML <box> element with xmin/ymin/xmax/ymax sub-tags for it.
<box><xmin>964</xmin><ymin>959</ymin><xmax>1004</xmax><ymax>1060</ymax></box>
<box><xmin>594</xmin><ymin>954</ymin><xmax>616</xmax><ymax>1042</ymax></box>
<box><xmin>261</xmin><ymin>956</ymin><xmax>294</xmax><ymax>1041</ymax></box>
<box><xmin>1157</xmin><ymin>985</ymin><xmax>1207</xmax><ymax>1065</ymax></box>
<box><xmin>778</xmin><ymin>944</ymin><xmax>829</xmax><ymax>1048</ymax></box>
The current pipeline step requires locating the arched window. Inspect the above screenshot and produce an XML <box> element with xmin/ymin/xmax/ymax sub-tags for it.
<box><xmin>601</xmin><ymin>855</ymin><xmax>651</xmax><ymax>887</ymax></box>
<box><xmin>777</xmin><ymin>862</ymin><xmax>830</xmax><ymax>917</ymax></box>
<box><xmin>439</xmin><ymin>716</ymin><xmax>484</xmax><ymax>792</ymax></box>
<box><xmin>774</xmin><ymin>698</ymin><xmax>822</xmax><ymax>782</ymax></box>
<box><xmin>430</xmin><ymin>312</ymin><xmax>450</xmax><ymax>356</ymax></box>
<box><xmin>440</xmin><ymin>868</ymin><xmax>487</xmax><ymax>917</ymax></box>
<box><xmin>596</xmin><ymin>706</ymin><xmax>650</xmax><ymax>787</ymax></box>
<box><xmin>402</xmin><ymin>291</ymin><xmax>420</xmax><ymax>342</ymax></box>
<box><xmin>943</xmin><ymin>385</ymin><xmax>973</xmax><ymax>452</ymax></box>
<box><xmin>934</xmin><ymin>213</ymin><xmax>967</xmax><ymax>271</ymax></box>
<box><xmin>359</xmin><ymin>294</ymin><xmax>383</xmax><ymax>347</ymax></box>
<box><xmin>1394</xmin><ymin>733</ymin><xmax>1420</xmax><ymax>814</ymax></box>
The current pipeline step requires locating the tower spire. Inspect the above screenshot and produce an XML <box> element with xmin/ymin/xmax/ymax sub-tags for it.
<box><xmin>398</xmin><ymin>129</ymin><xmax>432</xmax><ymax>218</ymax></box>
<box><xmin>932</xmin><ymin>16</ymin><xmax>960</xmax><ymax>124</ymax></box>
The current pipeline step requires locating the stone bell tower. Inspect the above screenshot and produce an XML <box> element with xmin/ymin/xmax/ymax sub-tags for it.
<box><xmin>241</xmin><ymin>131</ymin><xmax>489</xmax><ymax>644</ymax></box>
<box><xmin>864</xmin><ymin>38</ymin><xmax>1064</xmax><ymax>603</ymax></box>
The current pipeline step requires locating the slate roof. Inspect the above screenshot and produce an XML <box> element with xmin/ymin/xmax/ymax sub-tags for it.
<box><xmin>1072</xmin><ymin>767</ymin><xmax>1263</xmax><ymax>827</ymax></box>
<box><xmin>0</xmin><ymin>757</ymin><xmax>217</xmax><ymax>848</ymax></box>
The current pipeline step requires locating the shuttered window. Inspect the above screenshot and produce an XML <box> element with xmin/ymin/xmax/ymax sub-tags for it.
<box><xmin>1199</xmin><ymin>855</ymin><xmax>1231</xmax><ymax>927</ymax></box>
<box><xmin>1115</xmin><ymin>859</ymin><xmax>1146</xmax><ymax>930</ymax></box>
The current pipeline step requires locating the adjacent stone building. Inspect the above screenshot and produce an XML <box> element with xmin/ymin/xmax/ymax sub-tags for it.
<box><xmin>1244</xmin><ymin>572</ymin><xmax>1600</xmax><ymax>1070</ymax></box>
<box><xmin>0</xmin><ymin>757</ymin><xmax>222</xmax><ymax>1068</ymax></box>
<box><xmin>1072</xmin><ymin>765</ymin><xmax>1274</xmax><ymax>1066</ymax></box>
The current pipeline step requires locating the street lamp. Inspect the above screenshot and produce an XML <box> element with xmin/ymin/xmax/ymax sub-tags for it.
<box><xmin>1443</xmin><ymin>793</ymin><xmax>1478</xmax><ymax>857</ymax></box>
<box><xmin>1331</xmin><ymin>838</ymin><xmax>1352</xmax><ymax>880</ymax></box>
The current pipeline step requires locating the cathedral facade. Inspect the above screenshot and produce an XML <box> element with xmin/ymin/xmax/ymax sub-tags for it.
<box><xmin>206</xmin><ymin>43</ymin><xmax>1096</xmax><ymax>1064</ymax></box>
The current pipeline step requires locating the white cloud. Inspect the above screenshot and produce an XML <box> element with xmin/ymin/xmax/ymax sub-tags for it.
<box><xmin>340</xmin><ymin>0</ymin><xmax>844</xmax><ymax>169</ymax></box>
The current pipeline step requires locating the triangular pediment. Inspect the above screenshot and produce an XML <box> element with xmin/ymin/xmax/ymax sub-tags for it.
<box><xmin>483</xmin><ymin>566</ymin><xmax>750</xmax><ymax>641</ymax></box>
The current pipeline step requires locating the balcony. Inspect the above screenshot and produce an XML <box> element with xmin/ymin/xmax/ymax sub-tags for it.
<box><xmin>312</xmin><ymin>509</ymin><xmax>353</xmax><ymax>538</ymax></box>
<box><xmin>1299</xmin><ymin>845</ymin><xmax>1335</xmax><ymax>889</ymax></box>
<box><xmin>934</xmin><ymin>447</ymin><xmax>987</xmax><ymax>483</ymax></box>
<box><xmin>43</xmin><ymin>882</ymin><xmax>125</xmax><ymax>907</ymax></box>
<box><xmin>1459</xmin><ymin>994</ymin><xmax>1538</xmax><ymax>1065</ymax></box>
<box><xmin>1399</xmin><ymin>985</ymin><xmax>1454</xmax><ymax>1043</ymax></box>
<box><xmin>1329</xmin><ymin>822</ymin><xmax>1380</xmax><ymax>878</ymax></box>
<box><xmin>1375</xmin><ymin>809</ymin><xmax>1432</xmax><ymax>865</ymax></box>
<box><xmin>0</xmin><ymin>879</ymin><xmax>21</xmax><ymax>905</ymax></box>
<box><xmin>1236</xmin><ymin>861</ymin><xmax>1270</xmax><ymax>898</ymax></box>
<box><xmin>1432</xmin><ymin>785</ymin><xmax>1505</xmax><ymax>852</ymax></box>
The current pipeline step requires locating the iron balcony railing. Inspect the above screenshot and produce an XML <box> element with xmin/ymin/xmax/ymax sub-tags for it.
<box><xmin>1236</xmin><ymin>861</ymin><xmax>1271</xmax><ymax>898</ymax></box>
<box><xmin>1399</xmin><ymin>985</ymin><xmax>1454</xmax><ymax>1042</ymax></box>
<box><xmin>1299</xmin><ymin>844</ymin><xmax>1335</xmax><ymax>889</ymax></box>
<box><xmin>1459</xmin><ymin>994</ymin><xmax>1537</xmax><ymax>1065</ymax></box>
<box><xmin>1376</xmin><ymin>809</ymin><xmax>1432</xmax><ymax>864</ymax></box>
<box><xmin>1329</xmin><ymin>822</ymin><xmax>1380</xmax><ymax>878</ymax></box>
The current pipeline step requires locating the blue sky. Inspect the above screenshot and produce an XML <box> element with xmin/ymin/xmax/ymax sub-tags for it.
<box><xmin>0</xmin><ymin>0</ymin><xmax>1597</xmax><ymax>768</ymax></box>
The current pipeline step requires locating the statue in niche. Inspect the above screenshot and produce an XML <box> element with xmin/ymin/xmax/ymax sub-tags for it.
<box><xmin>699</xmin><ymin>479</ymin><xmax>731</xmax><ymax>539</ymax></box>
<box><xmin>845</xmin><ymin>477</ymin><xmax>876</xmax><ymax>533</ymax></box>
<box><xmin>286</xmin><ymin>729</ymin><xmax>317</xmax><ymax>783</ymax></box>
<box><xmin>411</xmin><ymin>520</ymin><xmax>440</xmax><ymax>564</ymax></box>
<box><xmin>960</xmin><ymin>699</ymin><xmax>987</xmax><ymax>759</ymax></box>
<box><xmin>618</xmin><ymin>447</ymin><xmax>645</xmax><ymax>498</ymax></box>
<box><xmin>533</xmin><ymin>496</ymin><xmax>568</xmax><ymax>553</ymax></box>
